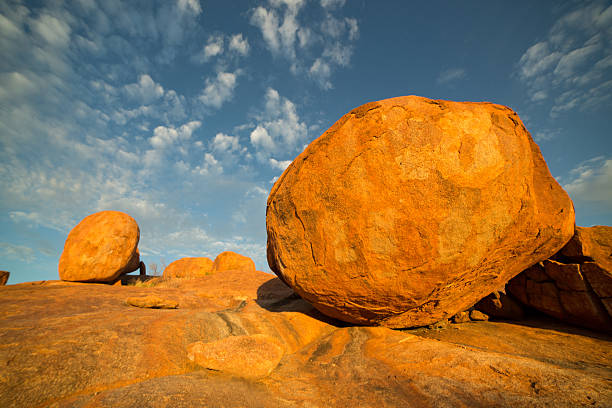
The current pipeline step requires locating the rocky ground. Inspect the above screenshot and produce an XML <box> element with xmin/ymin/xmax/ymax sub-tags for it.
<box><xmin>1</xmin><ymin>269</ymin><xmax>610</xmax><ymax>407</ymax></box>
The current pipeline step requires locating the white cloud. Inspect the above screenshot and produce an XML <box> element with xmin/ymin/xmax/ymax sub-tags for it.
<box><xmin>321</xmin><ymin>0</ymin><xmax>345</xmax><ymax>9</ymax></box>
<box><xmin>177</xmin><ymin>0</ymin><xmax>202</xmax><ymax>15</ymax></box>
<box><xmin>198</xmin><ymin>71</ymin><xmax>238</xmax><ymax>108</ymax></box>
<box><xmin>516</xmin><ymin>2</ymin><xmax>612</xmax><ymax>115</ymax></box>
<box><xmin>250</xmin><ymin>0</ymin><xmax>358</xmax><ymax>89</ymax></box>
<box><xmin>31</xmin><ymin>14</ymin><xmax>71</xmax><ymax>48</ymax></box>
<box><xmin>123</xmin><ymin>74</ymin><xmax>165</xmax><ymax>104</ymax></box>
<box><xmin>269</xmin><ymin>158</ymin><xmax>292</xmax><ymax>170</ymax></box>
<box><xmin>211</xmin><ymin>132</ymin><xmax>241</xmax><ymax>153</ymax></box>
<box><xmin>149</xmin><ymin>121</ymin><xmax>201</xmax><ymax>149</ymax></box>
<box><xmin>250</xmin><ymin>125</ymin><xmax>275</xmax><ymax>152</ymax></box>
<box><xmin>532</xmin><ymin>128</ymin><xmax>559</xmax><ymax>143</ymax></box>
<box><xmin>437</xmin><ymin>68</ymin><xmax>466</xmax><ymax>84</ymax></box>
<box><xmin>563</xmin><ymin>156</ymin><xmax>612</xmax><ymax>206</ymax></box>
<box><xmin>203</xmin><ymin>34</ymin><xmax>224</xmax><ymax>60</ymax></box>
<box><xmin>0</xmin><ymin>242</ymin><xmax>36</xmax><ymax>263</ymax></box>
<box><xmin>309</xmin><ymin>58</ymin><xmax>332</xmax><ymax>89</ymax></box>
<box><xmin>193</xmin><ymin>152</ymin><xmax>223</xmax><ymax>175</ymax></box>
<box><xmin>249</xmin><ymin>88</ymin><xmax>308</xmax><ymax>160</ymax></box>
<box><xmin>229</xmin><ymin>33</ymin><xmax>250</xmax><ymax>56</ymax></box>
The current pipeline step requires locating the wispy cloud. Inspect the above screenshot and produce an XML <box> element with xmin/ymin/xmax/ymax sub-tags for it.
<box><xmin>437</xmin><ymin>68</ymin><xmax>466</xmax><ymax>85</ymax></box>
<box><xmin>198</xmin><ymin>71</ymin><xmax>239</xmax><ymax>108</ymax></box>
<box><xmin>249</xmin><ymin>88</ymin><xmax>308</xmax><ymax>162</ymax></box>
<box><xmin>250</xmin><ymin>0</ymin><xmax>359</xmax><ymax>89</ymax></box>
<box><xmin>516</xmin><ymin>1</ymin><xmax>612</xmax><ymax>116</ymax></box>
<box><xmin>563</xmin><ymin>156</ymin><xmax>612</xmax><ymax>206</ymax></box>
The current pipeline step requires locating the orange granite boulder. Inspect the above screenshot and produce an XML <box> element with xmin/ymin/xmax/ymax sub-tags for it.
<box><xmin>212</xmin><ymin>251</ymin><xmax>256</xmax><ymax>272</ymax></box>
<box><xmin>59</xmin><ymin>211</ymin><xmax>140</xmax><ymax>282</ymax></box>
<box><xmin>163</xmin><ymin>257</ymin><xmax>214</xmax><ymax>278</ymax></box>
<box><xmin>267</xmin><ymin>95</ymin><xmax>575</xmax><ymax>328</ymax></box>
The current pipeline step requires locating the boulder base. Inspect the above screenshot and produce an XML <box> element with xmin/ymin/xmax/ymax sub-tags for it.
<box><xmin>59</xmin><ymin>211</ymin><xmax>140</xmax><ymax>282</ymax></box>
<box><xmin>267</xmin><ymin>95</ymin><xmax>575</xmax><ymax>327</ymax></box>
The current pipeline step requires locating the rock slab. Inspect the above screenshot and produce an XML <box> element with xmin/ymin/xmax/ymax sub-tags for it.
<box><xmin>126</xmin><ymin>295</ymin><xmax>178</xmax><ymax>309</ymax></box>
<box><xmin>267</xmin><ymin>95</ymin><xmax>575</xmax><ymax>327</ymax></box>
<box><xmin>59</xmin><ymin>211</ymin><xmax>140</xmax><ymax>282</ymax></box>
<box><xmin>187</xmin><ymin>334</ymin><xmax>285</xmax><ymax>378</ymax></box>
<box><xmin>508</xmin><ymin>226</ymin><xmax>612</xmax><ymax>332</ymax></box>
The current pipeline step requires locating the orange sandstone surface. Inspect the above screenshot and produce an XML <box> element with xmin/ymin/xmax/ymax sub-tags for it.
<box><xmin>267</xmin><ymin>96</ymin><xmax>575</xmax><ymax>328</ymax></box>
<box><xmin>0</xmin><ymin>270</ymin><xmax>610</xmax><ymax>407</ymax></box>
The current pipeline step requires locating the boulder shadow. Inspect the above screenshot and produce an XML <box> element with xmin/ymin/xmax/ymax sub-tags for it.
<box><xmin>256</xmin><ymin>277</ymin><xmax>350</xmax><ymax>328</ymax></box>
<box><xmin>491</xmin><ymin>309</ymin><xmax>612</xmax><ymax>341</ymax></box>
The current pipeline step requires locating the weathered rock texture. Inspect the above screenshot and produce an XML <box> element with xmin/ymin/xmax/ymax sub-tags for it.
<box><xmin>59</xmin><ymin>211</ymin><xmax>140</xmax><ymax>282</ymax></box>
<box><xmin>1</xmin><ymin>271</ymin><xmax>610</xmax><ymax>407</ymax></box>
<box><xmin>508</xmin><ymin>226</ymin><xmax>612</xmax><ymax>332</ymax></box>
<box><xmin>212</xmin><ymin>251</ymin><xmax>256</xmax><ymax>272</ymax></box>
<box><xmin>163</xmin><ymin>257</ymin><xmax>214</xmax><ymax>278</ymax></box>
<box><xmin>126</xmin><ymin>295</ymin><xmax>179</xmax><ymax>309</ymax></box>
<box><xmin>0</xmin><ymin>271</ymin><xmax>8</xmax><ymax>286</ymax></box>
<box><xmin>187</xmin><ymin>334</ymin><xmax>285</xmax><ymax>378</ymax></box>
<box><xmin>267</xmin><ymin>95</ymin><xmax>575</xmax><ymax>328</ymax></box>
<box><xmin>475</xmin><ymin>289</ymin><xmax>525</xmax><ymax>320</ymax></box>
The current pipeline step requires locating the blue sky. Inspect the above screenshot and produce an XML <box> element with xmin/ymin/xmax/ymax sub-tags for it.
<box><xmin>1</xmin><ymin>0</ymin><xmax>611</xmax><ymax>284</ymax></box>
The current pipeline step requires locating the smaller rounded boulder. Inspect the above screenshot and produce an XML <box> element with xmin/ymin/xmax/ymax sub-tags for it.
<box><xmin>59</xmin><ymin>211</ymin><xmax>140</xmax><ymax>282</ymax></box>
<box><xmin>212</xmin><ymin>251</ymin><xmax>256</xmax><ymax>272</ymax></box>
<box><xmin>163</xmin><ymin>257</ymin><xmax>214</xmax><ymax>278</ymax></box>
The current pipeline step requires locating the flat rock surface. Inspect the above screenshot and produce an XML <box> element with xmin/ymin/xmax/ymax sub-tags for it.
<box><xmin>267</xmin><ymin>95</ymin><xmax>574</xmax><ymax>328</ymax></box>
<box><xmin>1</xmin><ymin>271</ymin><xmax>611</xmax><ymax>407</ymax></box>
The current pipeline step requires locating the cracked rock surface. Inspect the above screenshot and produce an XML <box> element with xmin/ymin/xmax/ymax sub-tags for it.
<box><xmin>507</xmin><ymin>226</ymin><xmax>612</xmax><ymax>333</ymax></box>
<box><xmin>267</xmin><ymin>95</ymin><xmax>574</xmax><ymax>328</ymax></box>
<box><xmin>1</xmin><ymin>269</ymin><xmax>611</xmax><ymax>407</ymax></box>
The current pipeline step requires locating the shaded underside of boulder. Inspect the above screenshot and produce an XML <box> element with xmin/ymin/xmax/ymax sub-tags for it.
<box><xmin>267</xmin><ymin>95</ymin><xmax>575</xmax><ymax>328</ymax></box>
<box><xmin>507</xmin><ymin>226</ymin><xmax>612</xmax><ymax>332</ymax></box>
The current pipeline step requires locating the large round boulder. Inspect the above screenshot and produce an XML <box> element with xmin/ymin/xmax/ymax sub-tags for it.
<box><xmin>59</xmin><ymin>211</ymin><xmax>140</xmax><ymax>282</ymax></box>
<box><xmin>266</xmin><ymin>96</ymin><xmax>575</xmax><ymax>328</ymax></box>
<box><xmin>163</xmin><ymin>257</ymin><xmax>214</xmax><ymax>278</ymax></box>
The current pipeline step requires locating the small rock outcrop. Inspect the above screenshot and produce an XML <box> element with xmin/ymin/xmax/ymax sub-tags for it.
<box><xmin>126</xmin><ymin>295</ymin><xmax>178</xmax><ymax>309</ymax></box>
<box><xmin>187</xmin><ymin>334</ymin><xmax>285</xmax><ymax>379</ymax></box>
<box><xmin>163</xmin><ymin>257</ymin><xmax>214</xmax><ymax>278</ymax></box>
<box><xmin>0</xmin><ymin>271</ymin><xmax>9</xmax><ymax>286</ymax></box>
<box><xmin>266</xmin><ymin>95</ymin><xmax>575</xmax><ymax>328</ymax></box>
<box><xmin>475</xmin><ymin>289</ymin><xmax>525</xmax><ymax>320</ymax></box>
<box><xmin>212</xmin><ymin>251</ymin><xmax>256</xmax><ymax>272</ymax></box>
<box><xmin>59</xmin><ymin>211</ymin><xmax>141</xmax><ymax>282</ymax></box>
<box><xmin>507</xmin><ymin>226</ymin><xmax>612</xmax><ymax>332</ymax></box>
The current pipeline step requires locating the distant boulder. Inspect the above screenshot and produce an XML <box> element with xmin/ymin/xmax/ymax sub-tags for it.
<box><xmin>212</xmin><ymin>251</ymin><xmax>256</xmax><ymax>272</ymax></box>
<box><xmin>59</xmin><ymin>211</ymin><xmax>140</xmax><ymax>282</ymax></box>
<box><xmin>0</xmin><ymin>271</ymin><xmax>9</xmax><ymax>286</ymax></box>
<box><xmin>163</xmin><ymin>257</ymin><xmax>214</xmax><ymax>278</ymax></box>
<box><xmin>266</xmin><ymin>95</ymin><xmax>575</xmax><ymax>328</ymax></box>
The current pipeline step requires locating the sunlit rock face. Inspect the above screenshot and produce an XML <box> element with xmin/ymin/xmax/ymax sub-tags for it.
<box><xmin>59</xmin><ymin>211</ymin><xmax>140</xmax><ymax>282</ymax></box>
<box><xmin>267</xmin><ymin>95</ymin><xmax>575</xmax><ymax>328</ymax></box>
